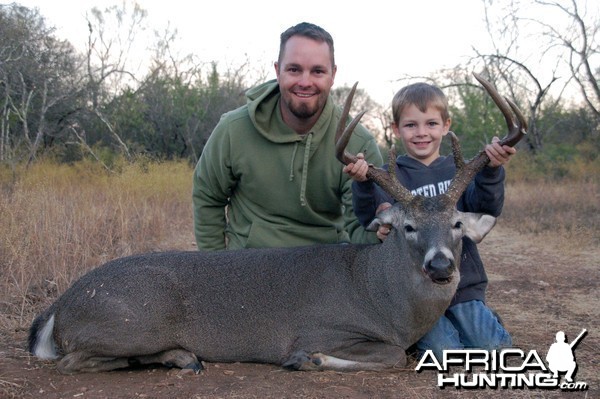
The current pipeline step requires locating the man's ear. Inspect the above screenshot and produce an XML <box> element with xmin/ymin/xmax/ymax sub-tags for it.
<box><xmin>274</xmin><ymin>62</ymin><xmax>280</xmax><ymax>79</ymax></box>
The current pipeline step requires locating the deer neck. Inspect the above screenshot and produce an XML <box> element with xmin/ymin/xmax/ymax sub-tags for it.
<box><xmin>362</xmin><ymin>232</ymin><xmax>459</xmax><ymax>345</ymax></box>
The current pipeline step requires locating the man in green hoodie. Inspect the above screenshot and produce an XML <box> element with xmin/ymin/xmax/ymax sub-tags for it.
<box><xmin>192</xmin><ymin>22</ymin><xmax>383</xmax><ymax>250</ymax></box>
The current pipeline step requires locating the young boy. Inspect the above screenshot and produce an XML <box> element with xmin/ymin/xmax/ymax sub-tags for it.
<box><xmin>343</xmin><ymin>82</ymin><xmax>515</xmax><ymax>359</ymax></box>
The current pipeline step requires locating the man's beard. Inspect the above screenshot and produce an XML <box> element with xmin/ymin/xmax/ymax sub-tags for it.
<box><xmin>289</xmin><ymin>102</ymin><xmax>318</xmax><ymax>119</ymax></box>
<box><xmin>283</xmin><ymin>94</ymin><xmax>324</xmax><ymax>120</ymax></box>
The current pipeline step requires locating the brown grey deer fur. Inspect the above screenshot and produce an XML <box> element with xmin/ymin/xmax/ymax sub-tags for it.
<box><xmin>28</xmin><ymin>74</ymin><xmax>526</xmax><ymax>374</ymax></box>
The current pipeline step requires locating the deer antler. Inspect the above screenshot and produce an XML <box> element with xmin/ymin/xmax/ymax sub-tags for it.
<box><xmin>444</xmin><ymin>73</ymin><xmax>528</xmax><ymax>203</ymax></box>
<box><xmin>335</xmin><ymin>82</ymin><xmax>414</xmax><ymax>205</ymax></box>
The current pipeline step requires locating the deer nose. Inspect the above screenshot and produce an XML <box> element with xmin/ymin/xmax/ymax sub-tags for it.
<box><xmin>424</xmin><ymin>252</ymin><xmax>455</xmax><ymax>285</ymax></box>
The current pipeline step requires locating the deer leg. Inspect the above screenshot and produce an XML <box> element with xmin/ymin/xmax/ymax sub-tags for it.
<box><xmin>282</xmin><ymin>342</ymin><xmax>406</xmax><ymax>371</ymax></box>
<box><xmin>132</xmin><ymin>349</ymin><xmax>203</xmax><ymax>373</ymax></box>
<box><xmin>57</xmin><ymin>351</ymin><xmax>131</xmax><ymax>374</ymax></box>
<box><xmin>57</xmin><ymin>349</ymin><xmax>202</xmax><ymax>374</ymax></box>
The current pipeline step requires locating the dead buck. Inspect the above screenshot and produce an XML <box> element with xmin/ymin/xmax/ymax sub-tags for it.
<box><xmin>28</xmin><ymin>73</ymin><xmax>526</xmax><ymax>374</ymax></box>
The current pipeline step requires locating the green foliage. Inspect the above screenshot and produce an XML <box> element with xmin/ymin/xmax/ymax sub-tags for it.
<box><xmin>85</xmin><ymin>64</ymin><xmax>246</xmax><ymax>163</ymax></box>
<box><xmin>505</xmin><ymin>144</ymin><xmax>600</xmax><ymax>183</ymax></box>
<box><xmin>539</xmin><ymin>105</ymin><xmax>599</xmax><ymax>149</ymax></box>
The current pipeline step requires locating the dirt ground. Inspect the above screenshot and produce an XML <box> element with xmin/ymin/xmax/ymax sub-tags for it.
<box><xmin>1</xmin><ymin>226</ymin><xmax>598</xmax><ymax>399</ymax></box>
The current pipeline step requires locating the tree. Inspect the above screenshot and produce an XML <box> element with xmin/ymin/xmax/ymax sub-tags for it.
<box><xmin>0</xmin><ymin>4</ymin><xmax>84</xmax><ymax>167</ymax></box>
<box><xmin>75</xmin><ymin>1</ymin><xmax>152</xmax><ymax>160</ymax></box>
<box><xmin>533</xmin><ymin>0</ymin><xmax>600</xmax><ymax>120</ymax></box>
<box><xmin>471</xmin><ymin>0</ymin><xmax>599</xmax><ymax>152</ymax></box>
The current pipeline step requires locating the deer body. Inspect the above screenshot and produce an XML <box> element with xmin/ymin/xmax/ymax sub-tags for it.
<box><xmin>29</xmin><ymin>217</ymin><xmax>481</xmax><ymax>373</ymax></box>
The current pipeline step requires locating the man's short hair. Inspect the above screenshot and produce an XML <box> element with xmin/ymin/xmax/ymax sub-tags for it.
<box><xmin>278</xmin><ymin>22</ymin><xmax>335</xmax><ymax>67</ymax></box>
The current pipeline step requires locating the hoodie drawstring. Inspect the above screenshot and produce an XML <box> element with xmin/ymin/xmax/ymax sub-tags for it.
<box><xmin>288</xmin><ymin>133</ymin><xmax>313</xmax><ymax>207</ymax></box>
<box><xmin>289</xmin><ymin>142</ymin><xmax>299</xmax><ymax>181</ymax></box>
<box><xmin>299</xmin><ymin>133</ymin><xmax>313</xmax><ymax>206</ymax></box>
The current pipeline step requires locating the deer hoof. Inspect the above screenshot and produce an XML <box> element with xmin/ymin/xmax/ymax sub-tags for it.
<box><xmin>282</xmin><ymin>350</ymin><xmax>322</xmax><ymax>370</ymax></box>
<box><xmin>184</xmin><ymin>360</ymin><xmax>204</xmax><ymax>374</ymax></box>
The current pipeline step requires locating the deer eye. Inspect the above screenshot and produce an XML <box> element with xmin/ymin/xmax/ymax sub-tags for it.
<box><xmin>453</xmin><ymin>221</ymin><xmax>463</xmax><ymax>229</ymax></box>
<box><xmin>404</xmin><ymin>224</ymin><xmax>416</xmax><ymax>233</ymax></box>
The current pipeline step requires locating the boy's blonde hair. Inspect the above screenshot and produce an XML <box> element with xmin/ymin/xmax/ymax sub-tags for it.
<box><xmin>391</xmin><ymin>83</ymin><xmax>450</xmax><ymax>125</ymax></box>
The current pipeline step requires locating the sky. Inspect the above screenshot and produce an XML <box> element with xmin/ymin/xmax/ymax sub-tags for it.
<box><xmin>16</xmin><ymin>0</ymin><xmax>496</xmax><ymax>106</ymax></box>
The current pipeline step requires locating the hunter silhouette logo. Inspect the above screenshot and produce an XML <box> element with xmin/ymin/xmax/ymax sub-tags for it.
<box><xmin>546</xmin><ymin>329</ymin><xmax>587</xmax><ymax>383</ymax></box>
<box><xmin>415</xmin><ymin>328</ymin><xmax>589</xmax><ymax>391</ymax></box>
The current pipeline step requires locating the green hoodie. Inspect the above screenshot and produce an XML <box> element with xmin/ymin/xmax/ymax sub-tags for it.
<box><xmin>193</xmin><ymin>80</ymin><xmax>383</xmax><ymax>250</ymax></box>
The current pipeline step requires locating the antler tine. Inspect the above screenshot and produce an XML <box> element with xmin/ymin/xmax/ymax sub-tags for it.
<box><xmin>445</xmin><ymin>73</ymin><xmax>528</xmax><ymax>203</ymax></box>
<box><xmin>473</xmin><ymin>73</ymin><xmax>527</xmax><ymax>147</ymax></box>
<box><xmin>503</xmin><ymin>97</ymin><xmax>528</xmax><ymax>147</ymax></box>
<box><xmin>335</xmin><ymin>82</ymin><xmax>366</xmax><ymax>165</ymax></box>
<box><xmin>444</xmin><ymin>132</ymin><xmax>486</xmax><ymax>203</ymax></box>
<box><xmin>335</xmin><ymin>82</ymin><xmax>413</xmax><ymax>204</ymax></box>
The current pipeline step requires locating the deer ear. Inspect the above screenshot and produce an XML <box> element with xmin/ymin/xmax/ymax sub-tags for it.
<box><xmin>366</xmin><ymin>218</ymin><xmax>381</xmax><ymax>232</ymax></box>
<box><xmin>461</xmin><ymin>213</ymin><xmax>496</xmax><ymax>243</ymax></box>
<box><xmin>366</xmin><ymin>207</ymin><xmax>400</xmax><ymax>232</ymax></box>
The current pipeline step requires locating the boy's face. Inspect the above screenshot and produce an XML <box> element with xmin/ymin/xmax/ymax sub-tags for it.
<box><xmin>393</xmin><ymin>103</ymin><xmax>451</xmax><ymax>166</ymax></box>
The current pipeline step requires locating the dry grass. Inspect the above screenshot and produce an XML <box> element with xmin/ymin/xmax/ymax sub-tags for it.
<box><xmin>503</xmin><ymin>170</ymin><xmax>599</xmax><ymax>251</ymax></box>
<box><xmin>503</xmin><ymin>149</ymin><xmax>600</xmax><ymax>250</ymax></box>
<box><xmin>0</xmin><ymin>159</ymin><xmax>194</xmax><ymax>333</ymax></box>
